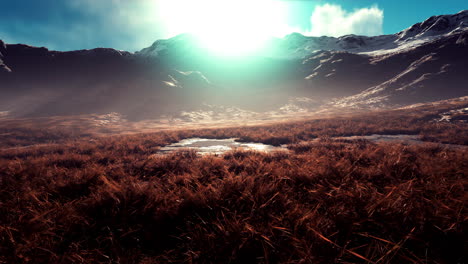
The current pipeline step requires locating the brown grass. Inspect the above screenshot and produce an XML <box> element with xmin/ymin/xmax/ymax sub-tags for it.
<box><xmin>0</xmin><ymin>102</ymin><xmax>467</xmax><ymax>263</ymax></box>
<box><xmin>1</xmin><ymin>99</ymin><xmax>468</xmax><ymax>149</ymax></box>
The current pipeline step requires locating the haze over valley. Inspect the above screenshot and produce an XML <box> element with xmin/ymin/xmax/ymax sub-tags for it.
<box><xmin>1</xmin><ymin>10</ymin><xmax>467</xmax><ymax>123</ymax></box>
<box><xmin>0</xmin><ymin>2</ymin><xmax>467</xmax><ymax>263</ymax></box>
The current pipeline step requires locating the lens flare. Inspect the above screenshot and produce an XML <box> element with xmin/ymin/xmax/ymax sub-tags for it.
<box><xmin>157</xmin><ymin>0</ymin><xmax>288</xmax><ymax>56</ymax></box>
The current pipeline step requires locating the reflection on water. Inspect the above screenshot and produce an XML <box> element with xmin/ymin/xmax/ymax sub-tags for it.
<box><xmin>159</xmin><ymin>135</ymin><xmax>466</xmax><ymax>156</ymax></box>
<box><xmin>159</xmin><ymin>138</ymin><xmax>288</xmax><ymax>155</ymax></box>
<box><xmin>336</xmin><ymin>134</ymin><xmax>422</xmax><ymax>143</ymax></box>
<box><xmin>336</xmin><ymin>134</ymin><xmax>466</xmax><ymax>148</ymax></box>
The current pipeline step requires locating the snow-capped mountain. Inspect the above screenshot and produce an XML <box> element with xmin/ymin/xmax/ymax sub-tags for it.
<box><xmin>330</xmin><ymin>29</ymin><xmax>468</xmax><ymax>108</ymax></box>
<box><xmin>397</xmin><ymin>10</ymin><xmax>467</xmax><ymax>40</ymax></box>
<box><xmin>0</xmin><ymin>10</ymin><xmax>467</xmax><ymax>120</ymax></box>
<box><xmin>139</xmin><ymin>10</ymin><xmax>468</xmax><ymax>60</ymax></box>
<box><xmin>279</xmin><ymin>10</ymin><xmax>467</xmax><ymax>58</ymax></box>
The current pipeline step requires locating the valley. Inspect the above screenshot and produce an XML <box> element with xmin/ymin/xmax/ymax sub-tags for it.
<box><xmin>0</xmin><ymin>8</ymin><xmax>467</xmax><ymax>264</ymax></box>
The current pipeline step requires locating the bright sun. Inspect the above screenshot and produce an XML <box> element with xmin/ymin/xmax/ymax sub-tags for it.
<box><xmin>157</xmin><ymin>0</ymin><xmax>289</xmax><ymax>56</ymax></box>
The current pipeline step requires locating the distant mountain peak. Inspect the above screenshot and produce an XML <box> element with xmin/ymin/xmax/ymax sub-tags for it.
<box><xmin>138</xmin><ymin>33</ymin><xmax>198</xmax><ymax>57</ymax></box>
<box><xmin>136</xmin><ymin>10</ymin><xmax>468</xmax><ymax>60</ymax></box>
<box><xmin>397</xmin><ymin>10</ymin><xmax>468</xmax><ymax>40</ymax></box>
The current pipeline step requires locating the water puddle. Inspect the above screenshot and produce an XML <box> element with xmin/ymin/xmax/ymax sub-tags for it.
<box><xmin>158</xmin><ymin>135</ymin><xmax>466</xmax><ymax>156</ymax></box>
<box><xmin>334</xmin><ymin>134</ymin><xmax>466</xmax><ymax>148</ymax></box>
<box><xmin>336</xmin><ymin>134</ymin><xmax>422</xmax><ymax>143</ymax></box>
<box><xmin>159</xmin><ymin>138</ymin><xmax>288</xmax><ymax>155</ymax></box>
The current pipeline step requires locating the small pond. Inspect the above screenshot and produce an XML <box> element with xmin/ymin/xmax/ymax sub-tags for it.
<box><xmin>336</xmin><ymin>134</ymin><xmax>422</xmax><ymax>143</ymax></box>
<box><xmin>159</xmin><ymin>138</ymin><xmax>288</xmax><ymax>155</ymax></box>
<box><xmin>158</xmin><ymin>135</ymin><xmax>466</xmax><ymax>156</ymax></box>
<box><xmin>335</xmin><ymin>134</ymin><xmax>466</xmax><ymax>148</ymax></box>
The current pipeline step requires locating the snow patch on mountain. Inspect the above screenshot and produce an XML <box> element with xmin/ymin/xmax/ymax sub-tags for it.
<box><xmin>170</xmin><ymin>96</ymin><xmax>322</xmax><ymax>122</ymax></box>
<box><xmin>0</xmin><ymin>40</ymin><xmax>11</xmax><ymax>73</ymax></box>
<box><xmin>138</xmin><ymin>34</ymin><xmax>197</xmax><ymax>57</ymax></box>
<box><xmin>437</xmin><ymin>107</ymin><xmax>468</xmax><ymax>122</ymax></box>
<box><xmin>0</xmin><ymin>111</ymin><xmax>9</xmax><ymax>118</ymax></box>
<box><xmin>138</xmin><ymin>10</ymin><xmax>468</xmax><ymax>60</ymax></box>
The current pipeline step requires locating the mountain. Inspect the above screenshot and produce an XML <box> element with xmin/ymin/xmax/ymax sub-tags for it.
<box><xmin>331</xmin><ymin>30</ymin><xmax>468</xmax><ymax>108</ymax></box>
<box><xmin>0</xmin><ymin>10</ymin><xmax>467</xmax><ymax>120</ymax></box>
<box><xmin>0</xmin><ymin>40</ymin><xmax>11</xmax><ymax>73</ymax></box>
<box><xmin>0</xmin><ymin>42</ymin><xmax>218</xmax><ymax>120</ymax></box>
<box><xmin>138</xmin><ymin>11</ymin><xmax>468</xmax><ymax>59</ymax></box>
<box><xmin>273</xmin><ymin>10</ymin><xmax>468</xmax><ymax>58</ymax></box>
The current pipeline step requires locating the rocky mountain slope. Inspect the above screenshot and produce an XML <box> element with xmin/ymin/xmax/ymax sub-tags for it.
<box><xmin>0</xmin><ymin>11</ymin><xmax>466</xmax><ymax>120</ymax></box>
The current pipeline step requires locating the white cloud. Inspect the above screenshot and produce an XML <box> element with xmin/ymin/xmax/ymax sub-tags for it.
<box><xmin>1</xmin><ymin>1</ymin><xmax>385</xmax><ymax>51</ymax></box>
<box><xmin>307</xmin><ymin>4</ymin><xmax>384</xmax><ymax>37</ymax></box>
<box><xmin>67</xmin><ymin>0</ymin><xmax>166</xmax><ymax>50</ymax></box>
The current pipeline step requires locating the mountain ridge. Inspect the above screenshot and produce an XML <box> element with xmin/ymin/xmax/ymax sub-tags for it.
<box><xmin>138</xmin><ymin>10</ymin><xmax>468</xmax><ymax>59</ymax></box>
<box><xmin>2</xmin><ymin>10</ymin><xmax>467</xmax><ymax>60</ymax></box>
<box><xmin>0</xmin><ymin>10</ymin><xmax>467</xmax><ymax>120</ymax></box>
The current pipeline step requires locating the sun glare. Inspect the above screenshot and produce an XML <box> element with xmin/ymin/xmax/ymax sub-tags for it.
<box><xmin>158</xmin><ymin>0</ymin><xmax>288</xmax><ymax>56</ymax></box>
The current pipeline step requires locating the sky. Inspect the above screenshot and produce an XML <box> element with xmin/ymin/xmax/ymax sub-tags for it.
<box><xmin>0</xmin><ymin>0</ymin><xmax>466</xmax><ymax>52</ymax></box>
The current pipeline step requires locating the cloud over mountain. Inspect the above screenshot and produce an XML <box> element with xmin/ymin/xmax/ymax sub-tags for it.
<box><xmin>308</xmin><ymin>4</ymin><xmax>384</xmax><ymax>37</ymax></box>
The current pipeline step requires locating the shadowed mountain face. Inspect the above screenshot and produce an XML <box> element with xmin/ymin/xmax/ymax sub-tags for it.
<box><xmin>0</xmin><ymin>45</ymin><xmax>193</xmax><ymax>119</ymax></box>
<box><xmin>0</xmin><ymin>11</ymin><xmax>467</xmax><ymax>120</ymax></box>
<box><xmin>332</xmin><ymin>30</ymin><xmax>468</xmax><ymax>108</ymax></box>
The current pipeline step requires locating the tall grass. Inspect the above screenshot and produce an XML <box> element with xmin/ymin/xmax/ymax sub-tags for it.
<box><xmin>0</xmin><ymin>135</ymin><xmax>466</xmax><ymax>263</ymax></box>
<box><xmin>0</xmin><ymin>102</ymin><xmax>466</xmax><ymax>263</ymax></box>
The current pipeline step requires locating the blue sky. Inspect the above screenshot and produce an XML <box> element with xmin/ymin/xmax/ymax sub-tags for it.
<box><xmin>0</xmin><ymin>0</ymin><xmax>466</xmax><ymax>51</ymax></box>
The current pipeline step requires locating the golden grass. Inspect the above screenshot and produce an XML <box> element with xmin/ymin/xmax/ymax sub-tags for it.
<box><xmin>0</xmin><ymin>102</ymin><xmax>466</xmax><ymax>263</ymax></box>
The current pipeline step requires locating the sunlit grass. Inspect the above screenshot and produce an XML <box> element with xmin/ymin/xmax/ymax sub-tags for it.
<box><xmin>0</xmin><ymin>104</ymin><xmax>466</xmax><ymax>263</ymax></box>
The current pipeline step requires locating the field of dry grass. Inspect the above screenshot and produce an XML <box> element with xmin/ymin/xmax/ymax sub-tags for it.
<box><xmin>0</xmin><ymin>99</ymin><xmax>467</xmax><ymax>149</ymax></box>
<box><xmin>0</xmin><ymin>102</ymin><xmax>467</xmax><ymax>263</ymax></box>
